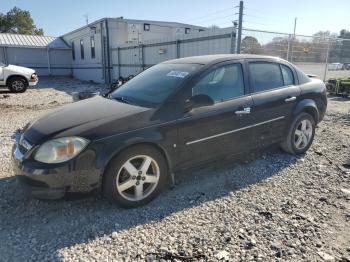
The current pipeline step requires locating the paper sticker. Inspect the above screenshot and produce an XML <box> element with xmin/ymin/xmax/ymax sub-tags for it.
<box><xmin>166</xmin><ymin>71</ymin><xmax>189</xmax><ymax>78</ymax></box>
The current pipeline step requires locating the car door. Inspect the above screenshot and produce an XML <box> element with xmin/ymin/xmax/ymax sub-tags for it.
<box><xmin>248</xmin><ymin>61</ymin><xmax>301</xmax><ymax>146</ymax></box>
<box><xmin>175</xmin><ymin>61</ymin><xmax>256</xmax><ymax>168</ymax></box>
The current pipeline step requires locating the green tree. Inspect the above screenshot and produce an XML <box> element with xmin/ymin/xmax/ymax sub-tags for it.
<box><xmin>0</xmin><ymin>7</ymin><xmax>43</xmax><ymax>35</ymax></box>
<box><xmin>241</xmin><ymin>36</ymin><xmax>263</xmax><ymax>54</ymax></box>
<box><xmin>340</xmin><ymin>29</ymin><xmax>350</xmax><ymax>39</ymax></box>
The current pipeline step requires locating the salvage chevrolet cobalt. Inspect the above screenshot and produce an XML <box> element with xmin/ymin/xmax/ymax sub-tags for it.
<box><xmin>12</xmin><ymin>55</ymin><xmax>327</xmax><ymax>207</ymax></box>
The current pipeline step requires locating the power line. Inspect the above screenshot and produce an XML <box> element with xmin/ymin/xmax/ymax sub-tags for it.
<box><xmin>181</xmin><ymin>7</ymin><xmax>234</xmax><ymax>23</ymax></box>
<box><xmin>186</xmin><ymin>14</ymin><xmax>235</xmax><ymax>25</ymax></box>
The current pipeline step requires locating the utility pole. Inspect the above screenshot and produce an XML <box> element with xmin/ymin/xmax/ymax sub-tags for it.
<box><xmin>323</xmin><ymin>38</ymin><xmax>331</xmax><ymax>82</ymax></box>
<box><xmin>236</xmin><ymin>0</ymin><xmax>244</xmax><ymax>54</ymax></box>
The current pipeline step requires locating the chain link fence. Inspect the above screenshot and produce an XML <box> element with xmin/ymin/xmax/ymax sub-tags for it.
<box><xmin>241</xmin><ymin>28</ymin><xmax>350</xmax><ymax>80</ymax></box>
<box><xmin>110</xmin><ymin>27</ymin><xmax>350</xmax><ymax>82</ymax></box>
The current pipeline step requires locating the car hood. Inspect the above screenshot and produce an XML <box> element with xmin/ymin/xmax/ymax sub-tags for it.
<box><xmin>5</xmin><ymin>64</ymin><xmax>35</xmax><ymax>75</ymax></box>
<box><xmin>24</xmin><ymin>96</ymin><xmax>153</xmax><ymax>144</ymax></box>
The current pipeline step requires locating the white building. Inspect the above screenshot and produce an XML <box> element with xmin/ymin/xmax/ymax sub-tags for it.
<box><xmin>0</xmin><ymin>18</ymin><xmax>205</xmax><ymax>83</ymax></box>
<box><xmin>62</xmin><ymin>18</ymin><xmax>206</xmax><ymax>83</ymax></box>
<box><xmin>0</xmin><ymin>33</ymin><xmax>71</xmax><ymax>76</ymax></box>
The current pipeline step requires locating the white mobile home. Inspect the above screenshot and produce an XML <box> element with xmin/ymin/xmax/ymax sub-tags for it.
<box><xmin>62</xmin><ymin>18</ymin><xmax>206</xmax><ymax>83</ymax></box>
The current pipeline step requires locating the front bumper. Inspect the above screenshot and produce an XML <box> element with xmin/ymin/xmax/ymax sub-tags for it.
<box><xmin>29</xmin><ymin>79</ymin><xmax>38</xmax><ymax>86</ymax></box>
<box><xmin>29</xmin><ymin>74</ymin><xmax>39</xmax><ymax>86</ymax></box>
<box><xmin>12</xmin><ymin>135</ymin><xmax>101</xmax><ymax>199</ymax></box>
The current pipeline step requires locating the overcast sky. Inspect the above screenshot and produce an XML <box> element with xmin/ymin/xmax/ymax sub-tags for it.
<box><xmin>1</xmin><ymin>0</ymin><xmax>349</xmax><ymax>37</ymax></box>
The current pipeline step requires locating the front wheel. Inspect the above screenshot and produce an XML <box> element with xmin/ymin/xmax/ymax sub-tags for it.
<box><xmin>103</xmin><ymin>145</ymin><xmax>167</xmax><ymax>207</ymax></box>
<box><xmin>7</xmin><ymin>77</ymin><xmax>28</xmax><ymax>93</ymax></box>
<box><xmin>280</xmin><ymin>113</ymin><xmax>315</xmax><ymax>155</ymax></box>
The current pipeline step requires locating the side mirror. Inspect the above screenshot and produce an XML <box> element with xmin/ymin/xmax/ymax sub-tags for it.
<box><xmin>184</xmin><ymin>94</ymin><xmax>214</xmax><ymax>112</ymax></box>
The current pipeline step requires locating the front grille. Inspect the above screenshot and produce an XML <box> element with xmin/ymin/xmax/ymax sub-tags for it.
<box><xmin>18</xmin><ymin>135</ymin><xmax>33</xmax><ymax>155</ymax></box>
<box><xmin>18</xmin><ymin>144</ymin><xmax>27</xmax><ymax>155</ymax></box>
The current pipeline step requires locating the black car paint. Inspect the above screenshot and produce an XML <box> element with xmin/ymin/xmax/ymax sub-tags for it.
<box><xmin>12</xmin><ymin>55</ymin><xmax>327</xmax><ymax>199</ymax></box>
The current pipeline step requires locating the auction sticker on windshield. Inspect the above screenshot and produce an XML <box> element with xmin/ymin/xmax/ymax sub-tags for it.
<box><xmin>166</xmin><ymin>71</ymin><xmax>189</xmax><ymax>78</ymax></box>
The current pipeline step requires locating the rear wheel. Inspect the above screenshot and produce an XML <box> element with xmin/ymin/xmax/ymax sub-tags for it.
<box><xmin>326</xmin><ymin>82</ymin><xmax>336</xmax><ymax>94</ymax></box>
<box><xmin>7</xmin><ymin>77</ymin><xmax>28</xmax><ymax>93</ymax></box>
<box><xmin>103</xmin><ymin>145</ymin><xmax>167</xmax><ymax>207</ymax></box>
<box><xmin>280</xmin><ymin>113</ymin><xmax>315</xmax><ymax>155</ymax></box>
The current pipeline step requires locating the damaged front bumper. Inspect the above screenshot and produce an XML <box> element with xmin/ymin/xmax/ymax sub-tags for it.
<box><xmin>12</xmin><ymin>132</ymin><xmax>102</xmax><ymax>199</ymax></box>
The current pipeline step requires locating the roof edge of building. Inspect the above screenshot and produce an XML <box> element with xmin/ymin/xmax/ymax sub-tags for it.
<box><xmin>61</xmin><ymin>17</ymin><xmax>206</xmax><ymax>38</ymax></box>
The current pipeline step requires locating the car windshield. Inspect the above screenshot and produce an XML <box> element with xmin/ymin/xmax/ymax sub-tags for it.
<box><xmin>111</xmin><ymin>63</ymin><xmax>201</xmax><ymax>107</ymax></box>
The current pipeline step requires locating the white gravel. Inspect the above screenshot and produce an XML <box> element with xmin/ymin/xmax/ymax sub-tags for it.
<box><xmin>0</xmin><ymin>78</ymin><xmax>349</xmax><ymax>262</ymax></box>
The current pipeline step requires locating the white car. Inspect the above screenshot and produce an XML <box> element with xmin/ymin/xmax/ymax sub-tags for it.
<box><xmin>0</xmin><ymin>62</ymin><xmax>38</xmax><ymax>93</ymax></box>
<box><xmin>328</xmin><ymin>63</ymin><xmax>344</xmax><ymax>71</ymax></box>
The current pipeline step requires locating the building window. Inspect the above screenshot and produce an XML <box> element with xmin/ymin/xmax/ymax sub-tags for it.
<box><xmin>185</xmin><ymin>28</ymin><xmax>190</xmax><ymax>34</ymax></box>
<box><xmin>80</xmin><ymin>39</ymin><xmax>84</xmax><ymax>60</ymax></box>
<box><xmin>144</xmin><ymin>23</ymin><xmax>150</xmax><ymax>31</ymax></box>
<box><xmin>90</xmin><ymin>36</ymin><xmax>95</xmax><ymax>59</ymax></box>
<box><xmin>71</xmin><ymin>41</ymin><xmax>75</xmax><ymax>60</ymax></box>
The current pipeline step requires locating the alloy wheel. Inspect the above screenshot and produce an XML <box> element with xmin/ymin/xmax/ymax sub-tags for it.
<box><xmin>294</xmin><ymin>119</ymin><xmax>313</xmax><ymax>150</ymax></box>
<box><xmin>12</xmin><ymin>80</ymin><xmax>25</xmax><ymax>91</ymax></box>
<box><xmin>116</xmin><ymin>155</ymin><xmax>160</xmax><ymax>201</ymax></box>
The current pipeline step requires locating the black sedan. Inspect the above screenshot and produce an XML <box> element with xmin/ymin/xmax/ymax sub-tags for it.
<box><xmin>12</xmin><ymin>54</ymin><xmax>327</xmax><ymax>207</ymax></box>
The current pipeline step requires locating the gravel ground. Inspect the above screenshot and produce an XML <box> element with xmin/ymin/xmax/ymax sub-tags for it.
<box><xmin>0</xmin><ymin>77</ymin><xmax>349</xmax><ymax>262</ymax></box>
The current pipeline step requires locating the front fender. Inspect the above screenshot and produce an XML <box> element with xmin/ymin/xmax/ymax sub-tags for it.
<box><xmin>92</xmin><ymin>125</ymin><xmax>177</xmax><ymax>180</ymax></box>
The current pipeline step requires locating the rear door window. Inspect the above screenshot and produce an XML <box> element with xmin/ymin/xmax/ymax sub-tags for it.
<box><xmin>280</xmin><ymin>64</ymin><xmax>294</xmax><ymax>86</ymax></box>
<box><xmin>249</xmin><ymin>62</ymin><xmax>284</xmax><ymax>92</ymax></box>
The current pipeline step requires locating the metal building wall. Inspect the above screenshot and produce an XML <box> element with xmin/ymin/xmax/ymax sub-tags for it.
<box><xmin>62</xmin><ymin>23</ymin><xmax>105</xmax><ymax>83</ymax></box>
<box><xmin>48</xmin><ymin>49</ymin><xmax>72</xmax><ymax>75</ymax></box>
<box><xmin>1</xmin><ymin>47</ymin><xmax>71</xmax><ymax>76</ymax></box>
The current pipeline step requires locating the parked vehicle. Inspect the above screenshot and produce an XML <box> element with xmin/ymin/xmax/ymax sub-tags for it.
<box><xmin>343</xmin><ymin>62</ymin><xmax>350</xmax><ymax>70</ymax></box>
<box><xmin>0</xmin><ymin>62</ymin><xmax>38</xmax><ymax>93</ymax></box>
<box><xmin>328</xmin><ymin>63</ymin><xmax>344</xmax><ymax>71</ymax></box>
<box><xmin>326</xmin><ymin>77</ymin><xmax>350</xmax><ymax>96</ymax></box>
<box><xmin>12</xmin><ymin>54</ymin><xmax>327</xmax><ymax>207</ymax></box>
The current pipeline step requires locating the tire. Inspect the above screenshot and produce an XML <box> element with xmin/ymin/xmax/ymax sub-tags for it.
<box><xmin>7</xmin><ymin>77</ymin><xmax>28</xmax><ymax>93</ymax></box>
<box><xmin>280</xmin><ymin>113</ymin><xmax>315</xmax><ymax>155</ymax></box>
<box><xmin>103</xmin><ymin>145</ymin><xmax>167</xmax><ymax>208</ymax></box>
<box><xmin>326</xmin><ymin>83</ymin><xmax>336</xmax><ymax>94</ymax></box>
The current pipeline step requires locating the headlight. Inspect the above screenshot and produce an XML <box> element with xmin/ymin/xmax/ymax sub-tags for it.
<box><xmin>34</xmin><ymin>137</ymin><xmax>89</xmax><ymax>164</ymax></box>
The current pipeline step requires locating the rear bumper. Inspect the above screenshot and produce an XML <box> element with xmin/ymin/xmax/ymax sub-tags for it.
<box><xmin>12</xmin><ymin>136</ymin><xmax>101</xmax><ymax>199</ymax></box>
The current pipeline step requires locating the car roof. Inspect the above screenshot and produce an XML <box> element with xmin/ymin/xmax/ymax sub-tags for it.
<box><xmin>162</xmin><ymin>54</ymin><xmax>282</xmax><ymax>65</ymax></box>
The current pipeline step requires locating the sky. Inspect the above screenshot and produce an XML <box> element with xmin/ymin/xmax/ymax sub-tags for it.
<box><xmin>1</xmin><ymin>0</ymin><xmax>349</xmax><ymax>37</ymax></box>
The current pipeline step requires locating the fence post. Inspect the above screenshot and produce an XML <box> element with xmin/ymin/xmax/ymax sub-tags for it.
<box><xmin>140</xmin><ymin>44</ymin><xmax>145</xmax><ymax>71</ymax></box>
<box><xmin>323</xmin><ymin>38</ymin><xmax>331</xmax><ymax>82</ymax></box>
<box><xmin>46</xmin><ymin>48</ymin><xmax>51</xmax><ymax>75</ymax></box>
<box><xmin>176</xmin><ymin>40</ymin><xmax>180</xmax><ymax>58</ymax></box>
<box><xmin>117</xmin><ymin>47</ymin><xmax>121</xmax><ymax>78</ymax></box>
<box><xmin>230</xmin><ymin>27</ymin><xmax>237</xmax><ymax>54</ymax></box>
<box><xmin>286</xmin><ymin>34</ymin><xmax>291</xmax><ymax>61</ymax></box>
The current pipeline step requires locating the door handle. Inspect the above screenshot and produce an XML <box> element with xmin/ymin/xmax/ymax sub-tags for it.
<box><xmin>235</xmin><ymin>107</ymin><xmax>251</xmax><ymax>115</ymax></box>
<box><xmin>285</xmin><ymin>96</ymin><xmax>296</xmax><ymax>102</ymax></box>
